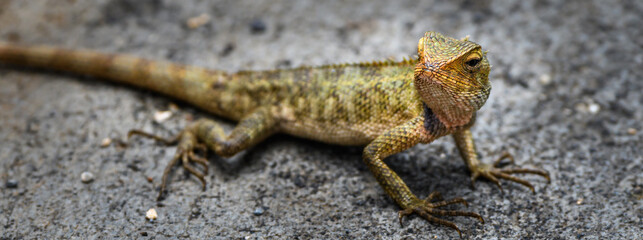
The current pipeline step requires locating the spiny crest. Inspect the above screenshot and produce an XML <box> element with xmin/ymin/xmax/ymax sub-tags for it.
<box><xmin>235</xmin><ymin>57</ymin><xmax>416</xmax><ymax>77</ymax></box>
<box><xmin>294</xmin><ymin>58</ymin><xmax>416</xmax><ymax>70</ymax></box>
<box><xmin>417</xmin><ymin>31</ymin><xmax>479</xmax><ymax>67</ymax></box>
<box><xmin>236</xmin><ymin>58</ymin><xmax>416</xmax><ymax>76</ymax></box>
<box><xmin>322</xmin><ymin>57</ymin><xmax>415</xmax><ymax>69</ymax></box>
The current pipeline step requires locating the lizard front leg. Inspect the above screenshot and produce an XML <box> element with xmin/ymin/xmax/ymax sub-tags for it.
<box><xmin>130</xmin><ymin>107</ymin><xmax>278</xmax><ymax>199</ymax></box>
<box><xmin>452</xmin><ymin>128</ymin><xmax>550</xmax><ymax>193</ymax></box>
<box><xmin>363</xmin><ymin>116</ymin><xmax>483</xmax><ymax>237</ymax></box>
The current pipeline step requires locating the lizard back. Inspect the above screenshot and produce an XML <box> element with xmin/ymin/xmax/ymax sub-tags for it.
<box><xmin>0</xmin><ymin>43</ymin><xmax>423</xmax><ymax>145</ymax></box>
<box><xmin>226</xmin><ymin>62</ymin><xmax>423</xmax><ymax>145</ymax></box>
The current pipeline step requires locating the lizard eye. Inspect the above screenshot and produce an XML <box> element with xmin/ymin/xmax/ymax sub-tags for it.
<box><xmin>463</xmin><ymin>53</ymin><xmax>483</xmax><ymax>73</ymax></box>
<box><xmin>465</xmin><ymin>58</ymin><xmax>481</xmax><ymax>67</ymax></box>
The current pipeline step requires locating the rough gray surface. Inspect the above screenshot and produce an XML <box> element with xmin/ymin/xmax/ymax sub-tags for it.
<box><xmin>0</xmin><ymin>0</ymin><xmax>641</xmax><ymax>239</ymax></box>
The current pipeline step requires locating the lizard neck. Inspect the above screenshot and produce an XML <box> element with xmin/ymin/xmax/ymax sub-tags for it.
<box><xmin>417</xmin><ymin>83</ymin><xmax>477</xmax><ymax>128</ymax></box>
<box><xmin>423</xmin><ymin>103</ymin><xmax>476</xmax><ymax>136</ymax></box>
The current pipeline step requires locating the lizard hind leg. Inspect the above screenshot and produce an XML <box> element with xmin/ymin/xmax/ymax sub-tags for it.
<box><xmin>129</xmin><ymin>107</ymin><xmax>278</xmax><ymax>200</ymax></box>
<box><xmin>128</xmin><ymin>128</ymin><xmax>209</xmax><ymax>200</ymax></box>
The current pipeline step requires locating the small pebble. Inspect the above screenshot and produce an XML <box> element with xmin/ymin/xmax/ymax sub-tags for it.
<box><xmin>253</xmin><ymin>207</ymin><xmax>265</xmax><ymax>216</ymax></box>
<box><xmin>154</xmin><ymin>110</ymin><xmax>173</xmax><ymax>123</ymax></box>
<box><xmin>576</xmin><ymin>198</ymin><xmax>583</xmax><ymax>205</ymax></box>
<box><xmin>249</xmin><ymin>19</ymin><xmax>267</xmax><ymax>34</ymax></box>
<box><xmin>627</xmin><ymin>128</ymin><xmax>637</xmax><ymax>135</ymax></box>
<box><xmin>27</xmin><ymin>121</ymin><xmax>40</xmax><ymax>133</ymax></box>
<box><xmin>185</xmin><ymin>113</ymin><xmax>194</xmax><ymax>121</ymax></box>
<box><xmin>168</xmin><ymin>103</ymin><xmax>179</xmax><ymax>111</ymax></box>
<box><xmin>146</xmin><ymin>208</ymin><xmax>158</xmax><ymax>220</ymax></box>
<box><xmin>100</xmin><ymin>138</ymin><xmax>112</xmax><ymax>148</ymax></box>
<box><xmin>147</xmin><ymin>176</ymin><xmax>154</xmax><ymax>183</ymax></box>
<box><xmin>220</xmin><ymin>43</ymin><xmax>235</xmax><ymax>57</ymax></box>
<box><xmin>81</xmin><ymin>172</ymin><xmax>94</xmax><ymax>183</ymax></box>
<box><xmin>6</xmin><ymin>179</ymin><xmax>18</xmax><ymax>188</ymax></box>
<box><xmin>293</xmin><ymin>175</ymin><xmax>306</xmax><ymax>188</ymax></box>
<box><xmin>587</xmin><ymin>103</ymin><xmax>600</xmax><ymax>114</ymax></box>
<box><xmin>186</xmin><ymin>13</ymin><xmax>211</xmax><ymax>29</ymax></box>
<box><xmin>539</xmin><ymin>74</ymin><xmax>551</xmax><ymax>85</ymax></box>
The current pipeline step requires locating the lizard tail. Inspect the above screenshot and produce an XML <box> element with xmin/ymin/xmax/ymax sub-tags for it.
<box><xmin>0</xmin><ymin>42</ymin><xmax>233</xmax><ymax>117</ymax></box>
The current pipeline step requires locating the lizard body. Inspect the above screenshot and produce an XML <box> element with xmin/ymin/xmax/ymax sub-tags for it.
<box><xmin>0</xmin><ymin>32</ymin><xmax>548</xmax><ymax>237</ymax></box>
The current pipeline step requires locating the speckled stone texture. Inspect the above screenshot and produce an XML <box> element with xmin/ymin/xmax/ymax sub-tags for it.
<box><xmin>0</xmin><ymin>0</ymin><xmax>640</xmax><ymax>239</ymax></box>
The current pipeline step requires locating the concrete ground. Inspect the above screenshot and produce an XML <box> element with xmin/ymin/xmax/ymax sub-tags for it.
<box><xmin>0</xmin><ymin>0</ymin><xmax>640</xmax><ymax>239</ymax></box>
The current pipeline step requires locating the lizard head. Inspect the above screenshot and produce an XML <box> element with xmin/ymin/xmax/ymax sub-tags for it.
<box><xmin>414</xmin><ymin>31</ymin><xmax>491</xmax><ymax>128</ymax></box>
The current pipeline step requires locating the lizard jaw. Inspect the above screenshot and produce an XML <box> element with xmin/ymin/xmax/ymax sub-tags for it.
<box><xmin>416</xmin><ymin>79</ymin><xmax>485</xmax><ymax>128</ymax></box>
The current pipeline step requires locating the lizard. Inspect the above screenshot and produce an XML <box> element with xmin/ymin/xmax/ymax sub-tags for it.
<box><xmin>0</xmin><ymin>31</ymin><xmax>549</xmax><ymax>237</ymax></box>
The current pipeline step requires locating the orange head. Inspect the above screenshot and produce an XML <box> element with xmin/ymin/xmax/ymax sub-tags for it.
<box><xmin>414</xmin><ymin>31</ymin><xmax>491</xmax><ymax>127</ymax></box>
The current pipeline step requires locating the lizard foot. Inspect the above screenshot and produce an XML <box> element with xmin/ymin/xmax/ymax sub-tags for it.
<box><xmin>398</xmin><ymin>191</ymin><xmax>484</xmax><ymax>238</ymax></box>
<box><xmin>470</xmin><ymin>152</ymin><xmax>550</xmax><ymax>193</ymax></box>
<box><xmin>128</xmin><ymin>129</ymin><xmax>209</xmax><ymax>200</ymax></box>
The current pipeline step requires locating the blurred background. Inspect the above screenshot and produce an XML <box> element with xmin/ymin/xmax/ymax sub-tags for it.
<box><xmin>0</xmin><ymin>0</ymin><xmax>640</xmax><ymax>239</ymax></box>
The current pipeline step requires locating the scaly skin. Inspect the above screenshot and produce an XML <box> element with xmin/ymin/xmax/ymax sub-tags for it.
<box><xmin>0</xmin><ymin>32</ymin><xmax>549</xmax><ymax>237</ymax></box>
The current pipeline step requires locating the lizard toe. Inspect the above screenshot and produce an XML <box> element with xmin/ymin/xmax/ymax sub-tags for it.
<box><xmin>470</xmin><ymin>153</ymin><xmax>549</xmax><ymax>193</ymax></box>
<box><xmin>398</xmin><ymin>195</ymin><xmax>484</xmax><ymax>238</ymax></box>
<box><xmin>128</xmin><ymin>128</ymin><xmax>210</xmax><ymax>200</ymax></box>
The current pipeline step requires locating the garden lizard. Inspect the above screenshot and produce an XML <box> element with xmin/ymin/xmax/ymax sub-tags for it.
<box><xmin>0</xmin><ymin>32</ymin><xmax>549</xmax><ymax>237</ymax></box>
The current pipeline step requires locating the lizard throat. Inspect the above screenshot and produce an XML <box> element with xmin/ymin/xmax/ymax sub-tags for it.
<box><xmin>422</xmin><ymin>104</ymin><xmax>444</xmax><ymax>135</ymax></box>
<box><xmin>423</xmin><ymin>103</ymin><xmax>477</xmax><ymax>135</ymax></box>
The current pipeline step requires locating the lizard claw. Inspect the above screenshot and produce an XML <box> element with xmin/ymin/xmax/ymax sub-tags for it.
<box><xmin>470</xmin><ymin>152</ymin><xmax>550</xmax><ymax>193</ymax></box>
<box><xmin>470</xmin><ymin>170</ymin><xmax>504</xmax><ymax>193</ymax></box>
<box><xmin>128</xmin><ymin>129</ymin><xmax>209</xmax><ymax>201</ymax></box>
<box><xmin>398</xmin><ymin>192</ymin><xmax>483</xmax><ymax>238</ymax></box>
